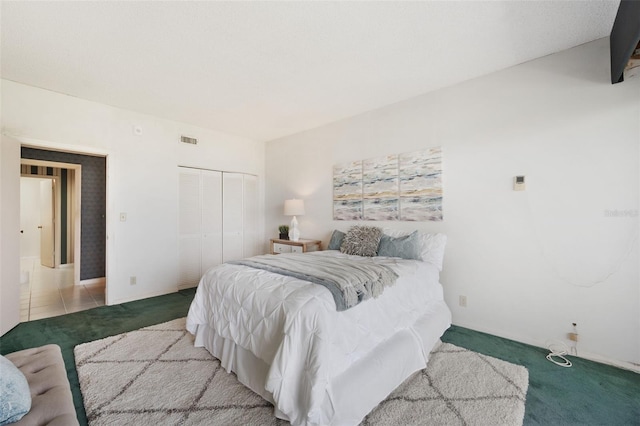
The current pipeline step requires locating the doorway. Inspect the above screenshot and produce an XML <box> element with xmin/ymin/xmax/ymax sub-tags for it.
<box><xmin>20</xmin><ymin>176</ymin><xmax>56</xmax><ymax>269</ymax></box>
<box><xmin>19</xmin><ymin>157</ymin><xmax>105</xmax><ymax>321</ymax></box>
<box><xmin>20</xmin><ymin>160</ymin><xmax>79</xmax><ymax>274</ymax></box>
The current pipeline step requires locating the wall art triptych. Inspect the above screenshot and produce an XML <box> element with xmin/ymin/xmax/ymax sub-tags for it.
<box><xmin>333</xmin><ymin>147</ymin><xmax>442</xmax><ymax>221</ymax></box>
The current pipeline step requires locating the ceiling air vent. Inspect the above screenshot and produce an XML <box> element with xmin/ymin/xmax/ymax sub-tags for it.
<box><xmin>180</xmin><ymin>135</ymin><xmax>198</xmax><ymax>145</ymax></box>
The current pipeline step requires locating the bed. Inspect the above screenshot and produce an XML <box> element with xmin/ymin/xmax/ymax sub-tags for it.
<box><xmin>186</xmin><ymin>229</ymin><xmax>451</xmax><ymax>426</ymax></box>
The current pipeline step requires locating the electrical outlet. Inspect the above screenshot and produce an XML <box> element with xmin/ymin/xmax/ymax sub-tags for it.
<box><xmin>568</xmin><ymin>322</ymin><xmax>578</xmax><ymax>342</ymax></box>
<box><xmin>459</xmin><ymin>295</ymin><xmax>467</xmax><ymax>308</ymax></box>
<box><xmin>130</xmin><ymin>276</ymin><xmax>137</xmax><ymax>285</ymax></box>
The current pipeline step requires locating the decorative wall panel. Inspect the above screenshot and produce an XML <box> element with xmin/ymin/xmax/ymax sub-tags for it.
<box><xmin>333</xmin><ymin>161</ymin><xmax>363</xmax><ymax>220</ymax></box>
<box><xmin>363</xmin><ymin>155</ymin><xmax>399</xmax><ymax>220</ymax></box>
<box><xmin>399</xmin><ymin>147</ymin><xmax>442</xmax><ymax>221</ymax></box>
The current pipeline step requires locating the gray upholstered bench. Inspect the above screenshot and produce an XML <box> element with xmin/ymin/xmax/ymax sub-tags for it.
<box><xmin>4</xmin><ymin>344</ymin><xmax>78</xmax><ymax>425</ymax></box>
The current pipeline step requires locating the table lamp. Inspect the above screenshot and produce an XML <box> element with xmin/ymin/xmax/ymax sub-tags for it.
<box><xmin>284</xmin><ymin>199</ymin><xmax>305</xmax><ymax>242</ymax></box>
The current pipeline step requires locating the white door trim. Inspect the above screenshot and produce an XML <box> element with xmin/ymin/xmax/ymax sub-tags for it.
<box><xmin>14</xmin><ymin>139</ymin><xmax>108</xmax><ymax>304</ymax></box>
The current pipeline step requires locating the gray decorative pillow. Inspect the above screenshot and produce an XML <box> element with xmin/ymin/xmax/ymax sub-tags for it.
<box><xmin>0</xmin><ymin>355</ymin><xmax>31</xmax><ymax>424</ymax></box>
<box><xmin>377</xmin><ymin>231</ymin><xmax>420</xmax><ymax>260</ymax></box>
<box><xmin>328</xmin><ymin>230</ymin><xmax>345</xmax><ymax>250</ymax></box>
<box><xmin>340</xmin><ymin>226</ymin><xmax>383</xmax><ymax>257</ymax></box>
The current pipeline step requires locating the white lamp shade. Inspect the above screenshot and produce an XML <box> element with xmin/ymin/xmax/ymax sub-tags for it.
<box><xmin>284</xmin><ymin>199</ymin><xmax>305</xmax><ymax>216</ymax></box>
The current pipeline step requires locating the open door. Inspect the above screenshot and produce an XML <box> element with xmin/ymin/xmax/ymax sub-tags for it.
<box><xmin>1</xmin><ymin>135</ymin><xmax>21</xmax><ymax>334</ymax></box>
<box><xmin>39</xmin><ymin>179</ymin><xmax>55</xmax><ymax>268</ymax></box>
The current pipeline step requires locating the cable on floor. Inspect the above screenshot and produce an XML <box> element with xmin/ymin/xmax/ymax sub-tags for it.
<box><xmin>546</xmin><ymin>340</ymin><xmax>572</xmax><ymax>367</ymax></box>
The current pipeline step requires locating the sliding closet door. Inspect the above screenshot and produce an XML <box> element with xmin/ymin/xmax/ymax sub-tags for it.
<box><xmin>222</xmin><ymin>173</ymin><xmax>244</xmax><ymax>262</ymax></box>
<box><xmin>178</xmin><ymin>169</ymin><xmax>202</xmax><ymax>289</ymax></box>
<box><xmin>200</xmin><ymin>170</ymin><xmax>223</xmax><ymax>273</ymax></box>
<box><xmin>178</xmin><ymin>168</ymin><xmax>223</xmax><ymax>289</ymax></box>
<box><xmin>180</xmin><ymin>168</ymin><xmax>259</xmax><ymax>287</ymax></box>
<box><xmin>243</xmin><ymin>174</ymin><xmax>259</xmax><ymax>258</ymax></box>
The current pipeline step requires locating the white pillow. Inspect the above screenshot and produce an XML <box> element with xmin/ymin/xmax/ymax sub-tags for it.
<box><xmin>382</xmin><ymin>229</ymin><xmax>447</xmax><ymax>271</ymax></box>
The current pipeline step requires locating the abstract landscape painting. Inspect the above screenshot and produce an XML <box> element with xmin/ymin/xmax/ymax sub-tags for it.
<box><xmin>333</xmin><ymin>161</ymin><xmax>363</xmax><ymax>220</ymax></box>
<box><xmin>399</xmin><ymin>147</ymin><xmax>443</xmax><ymax>221</ymax></box>
<box><xmin>363</xmin><ymin>155</ymin><xmax>399</xmax><ymax>220</ymax></box>
<box><xmin>333</xmin><ymin>147</ymin><xmax>442</xmax><ymax>221</ymax></box>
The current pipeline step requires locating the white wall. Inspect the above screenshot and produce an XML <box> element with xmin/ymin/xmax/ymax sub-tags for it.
<box><xmin>265</xmin><ymin>38</ymin><xmax>640</xmax><ymax>369</ymax></box>
<box><xmin>1</xmin><ymin>80</ymin><xmax>265</xmax><ymax>308</ymax></box>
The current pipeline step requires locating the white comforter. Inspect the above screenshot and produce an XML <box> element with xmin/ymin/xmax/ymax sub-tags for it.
<box><xmin>186</xmin><ymin>250</ymin><xmax>450</xmax><ymax>425</ymax></box>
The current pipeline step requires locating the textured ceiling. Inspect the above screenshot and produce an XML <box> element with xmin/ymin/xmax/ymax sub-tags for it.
<box><xmin>1</xmin><ymin>1</ymin><xmax>619</xmax><ymax>142</ymax></box>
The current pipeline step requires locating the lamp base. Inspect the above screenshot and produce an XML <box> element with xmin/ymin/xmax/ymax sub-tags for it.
<box><xmin>289</xmin><ymin>216</ymin><xmax>300</xmax><ymax>242</ymax></box>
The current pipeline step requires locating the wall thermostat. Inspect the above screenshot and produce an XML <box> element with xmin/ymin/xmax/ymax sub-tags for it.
<box><xmin>514</xmin><ymin>175</ymin><xmax>526</xmax><ymax>191</ymax></box>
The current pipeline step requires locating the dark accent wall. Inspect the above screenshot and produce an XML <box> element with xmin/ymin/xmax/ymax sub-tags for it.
<box><xmin>60</xmin><ymin>169</ymin><xmax>68</xmax><ymax>264</ymax></box>
<box><xmin>21</xmin><ymin>147</ymin><xmax>106</xmax><ymax>280</ymax></box>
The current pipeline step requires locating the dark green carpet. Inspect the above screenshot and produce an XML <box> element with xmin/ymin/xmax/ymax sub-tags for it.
<box><xmin>1</xmin><ymin>289</ymin><xmax>638</xmax><ymax>426</ymax></box>
<box><xmin>0</xmin><ymin>289</ymin><xmax>197</xmax><ymax>426</ymax></box>
<box><xmin>441</xmin><ymin>326</ymin><xmax>639</xmax><ymax>426</ymax></box>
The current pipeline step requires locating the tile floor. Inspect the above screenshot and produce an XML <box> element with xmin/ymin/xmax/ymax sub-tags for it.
<box><xmin>20</xmin><ymin>258</ymin><xmax>105</xmax><ymax>322</ymax></box>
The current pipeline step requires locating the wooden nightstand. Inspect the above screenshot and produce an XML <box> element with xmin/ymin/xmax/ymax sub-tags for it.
<box><xmin>270</xmin><ymin>238</ymin><xmax>322</xmax><ymax>254</ymax></box>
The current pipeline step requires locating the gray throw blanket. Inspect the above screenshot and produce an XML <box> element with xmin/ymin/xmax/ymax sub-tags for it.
<box><xmin>229</xmin><ymin>253</ymin><xmax>398</xmax><ymax>311</ymax></box>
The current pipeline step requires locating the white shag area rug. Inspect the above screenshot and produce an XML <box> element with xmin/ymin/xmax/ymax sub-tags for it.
<box><xmin>75</xmin><ymin>318</ymin><xmax>528</xmax><ymax>425</ymax></box>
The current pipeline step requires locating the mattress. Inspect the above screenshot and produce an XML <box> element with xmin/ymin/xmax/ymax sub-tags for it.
<box><xmin>186</xmin><ymin>250</ymin><xmax>451</xmax><ymax>425</ymax></box>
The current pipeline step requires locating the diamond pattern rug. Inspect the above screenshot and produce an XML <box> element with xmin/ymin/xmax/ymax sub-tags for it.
<box><xmin>75</xmin><ymin>318</ymin><xmax>528</xmax><ymax>425</ymax></box>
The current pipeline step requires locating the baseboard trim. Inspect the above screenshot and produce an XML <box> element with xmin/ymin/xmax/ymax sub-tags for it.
<box><xmin>80</xmin><ymin>277</ymin><xmax>105</xmax><ymax>286</ymax></box>
<box><xmin>177</xmin><ymin>284</ymin><xmax>198</xmax><ymax>291</ymax></box>
<box><xmin>452</xmin><ymin>321</ymin><xmax>640</xmax><ymax>373</ymax></box>
<box><xmin>574</xmin><ymin>350</ymin><xmax>640</xmax><ymax>373</ymax></box>
<box><xmin>109</xmin><ymin>288</ymin><xmax>177</xmax><ymax>306</ymax></box>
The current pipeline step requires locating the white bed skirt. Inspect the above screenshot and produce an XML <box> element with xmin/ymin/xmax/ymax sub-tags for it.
<box><xmin>193</xmin><ymin>299</ymin><xmax>451</xmax><ymax>426</ymax></box>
